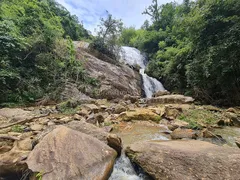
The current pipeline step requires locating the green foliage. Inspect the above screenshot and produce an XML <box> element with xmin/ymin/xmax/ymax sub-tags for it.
<box><xmin>56</xmin><ymin>100</ymin><xmax>79</xmax><ymax>114</ymax></box>
<box><xmin>90</xmin><ymin>11</ymin><xmax>123</xmax><ymax>60</ymax></box>
<box><xmin>0</xmin><ymin>0</ymin><xmax>93</xmax><ymax>105</ymax></box>
<box><xmin>36</xmin><ymin>171</ymin><xmax>44</xmax><ymax>180</ymax></box>
<box><xmin>11</xmin><ymin>125</ymin><xmax>24</xmax><ymax>133</ymax></box>
<box><xmin>124</xmin><ymin>0</ymin><xmax>240</xmax><ymax>105</ymax></box>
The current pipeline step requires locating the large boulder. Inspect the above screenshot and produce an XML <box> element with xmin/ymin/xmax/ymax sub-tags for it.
<box><xmin>126</xmin><ymin>140</ymin><xmax>240</xmax><ymax>180</ymax></box>
<box><xmin>0</xmin><ymin>108</ymin><xmax>33</xmax><ymax>122</ymax></box>
<box><xmin>147</xmin><ymin>95</ymin><xmax>194</xmax><ymax>105</ymax></box>
<box><xmin>67</xmin><ymin>121</ymin><xmax>122</xmax><ymax>155</ymax></box>
<box><xmin>118</xmin><ymin>108</ymin><xmax>161</xmax><ymax>122</ymax></box>
<box><xmin>27</xmin><ymin>126</ymin><xmax>117</xmax><ymax>180</ymax></box>
<box><xmin>77</xmin><ymin>51</ymin><xmax>142</xmax><ymax>100</ymax></box>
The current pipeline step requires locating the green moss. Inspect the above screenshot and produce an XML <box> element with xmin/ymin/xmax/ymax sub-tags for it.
<box><xmin>178</xmin><ymin>109</ymin><xmax>221</xmax><ymax>129</ymax></box>
<box><xmin>11</xmin><ymin>125</ymin><xmax>24</xmax><ymax>133</ymax></box>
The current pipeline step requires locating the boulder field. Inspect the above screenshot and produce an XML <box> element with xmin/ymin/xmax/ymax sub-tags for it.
<box><xmin>0</xmin><ymin>95</ymin><xmax>240</xmax><ymax>179</ymax></box>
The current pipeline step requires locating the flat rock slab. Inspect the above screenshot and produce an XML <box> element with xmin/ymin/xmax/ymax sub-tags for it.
<box><xmin>0</xmin><ymin>108</ymin><xmax>33</xmax><ymax>121</ymax></box>
<box><xmin>147</xmin><ymin>95</ymin><xmax>194</xmax><ymax>104</ymax></box>
<box><xmin>27</xmin><ymin>126</ymin><xmax>117</xmax><ymax>180</ymax></box>
<box><xmin>126</xmin><ymin>140</ymin><xmax>240</xmax><ymax>180</ymax></box>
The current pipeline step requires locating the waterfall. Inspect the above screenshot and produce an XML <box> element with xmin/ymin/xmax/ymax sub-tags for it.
<box><xmin>120</xmin><ymin>46</ymin><xmax>165</xmax><ymax>98</ymax></box>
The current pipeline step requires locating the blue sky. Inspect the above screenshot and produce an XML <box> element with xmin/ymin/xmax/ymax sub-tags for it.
<box><xmin>56</xmin><ymin>0</ymin><xmax>183</xmax><ymax>34</ymax></box>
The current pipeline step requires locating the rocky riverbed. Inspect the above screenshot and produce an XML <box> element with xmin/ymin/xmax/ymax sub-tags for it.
<box><xmin>0</xmin><ymin>94</ymin><xmax>240</xmax><ymax>180</ymax></box>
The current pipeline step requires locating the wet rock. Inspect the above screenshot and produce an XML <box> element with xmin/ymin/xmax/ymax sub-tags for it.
<box><xmin>171</xmin><ymin>128</ymin><xmax>197</xmax><ymax>139</ymax></box>
<box><xmin>30</xmin><ymin>124</ymin><xmax>44</xmax><ymax>131</ymax></box>
<box><xmin>126</xmin><ymin>140</ymin><xmax>240</xmax><ymax>180</ymax></box>
<box><xmin>118</xmin><ymin>108</ymin><xmax>161</xmax><ymax>122</ymax></box>
<box><xmin>67</xmin><ymin>121</ymin><xmax>122</xmax><ymax>155</ymax></box>
<box><xmin>27</xmin><ymin>126</ymin><xmax>117</xmax><ymax>180</ymax></box>
<box><xmin>199</xmin><ymin>128</ymin><xmax>215</xmax><ymax>138</ymax></box>
<box><xmin>153</xmin><ymin>90</ymin><xmax>170</xmax><ymax>97</ymax></box>
<box><xmin>147</xmin><ymin>94</ymin><xmax>194</xmax><ymax>105</ymax></box>
<box><xmin>236</xmin><ymin>137</ymin><xmax>240</xmax><ymax>148</ymax></box>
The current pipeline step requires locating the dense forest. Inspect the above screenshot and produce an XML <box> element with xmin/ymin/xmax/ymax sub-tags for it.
<box><xmin>119</xmin><ymin>0</ymin><xmax>240</xmax><ymax>105</ymax></box>
<box><xmin>1</xmin><ymin>0</ymin><xmax>240</xmax><ymax>106</ymax></box>
<box><xmin>0</xmin><ymin>0</ymin><xmax>92</xmax><ymax>105</ymax></box>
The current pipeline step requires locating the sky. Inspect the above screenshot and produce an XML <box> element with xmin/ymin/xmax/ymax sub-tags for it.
<box><xmin>56</xmin><ymin>0</ymin><xmax>183</xmax><ymax>34</ymax></box>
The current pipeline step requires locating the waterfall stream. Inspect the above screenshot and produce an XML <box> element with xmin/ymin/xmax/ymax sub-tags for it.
<box><xmin>120</xmin><ymin>46</ymin><xmax>165</xmax><ymax>98</ymax></box>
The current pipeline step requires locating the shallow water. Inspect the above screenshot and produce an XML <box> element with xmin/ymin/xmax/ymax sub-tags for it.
<box><xmin>213</xmin><ymin>127</ymin><xmax>240</xmax><ymax>147</ymax></box>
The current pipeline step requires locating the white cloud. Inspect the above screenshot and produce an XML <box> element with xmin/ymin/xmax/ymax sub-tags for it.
<box><xmin>55</xmin><ymin>0</ymin><xmax>183</xmax><ymax>34</ymax></box>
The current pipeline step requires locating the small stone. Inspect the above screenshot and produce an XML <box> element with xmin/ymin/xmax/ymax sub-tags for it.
<box><xmin>81</xmin><ymin>104</ymin><xmax>99</xmax><ymax>113</ymax></box>
<box><xmin>77</xmin><ymin>108</ymin><xmax>89</xmax><ymax>117</ymax></box>
<box><xmin>59</xmin><ymin>117</ymin><xmax>72</xmax><ymax>123</ymax></box>
<box><xmin>30</xmin><ymin>124</ymin><xmax>44</xmax><ymax>131</ymax></box>
<box><xmin>8</xmin><ymin>132</ymin><xmax>22</xmax><ymax>136</ymax></box>
<box><xmin>47</xmin><ymin>121</ymin><xmax>55</xmax><ymax>126</ymax></box>
<box><xmin>17</xmin><ymin>137</ymin><xmax>33</xmax><ymax>151</ymax></box>
<box><xmin>171</xmin><ymin>128</ymin><xmax>197</xmax><ymax>139</ymax></box>
<box><xmin>38</xmin><ymin>117</ymin><xmax>50</xmax><ymax>125</ymax></box>
<box><xmin>73</xmin><ymin>114</ymin><xmax>82</xmax><ymax>120</ymax></box>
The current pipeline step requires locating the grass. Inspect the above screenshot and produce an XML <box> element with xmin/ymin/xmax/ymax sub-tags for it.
<box><xmin>56</xmin><ymin>100</ymin><xmax>79</xmax><ymax>115</ymax></box>
<box><xmin>11</xmin><ymin>125</ymin><xmax>25</xmax><ymax>133</ymax></box>
<box><xmin>178</xmin><ymin>109</ymin><xmax>222</xmax><ymax>129</ymax></box>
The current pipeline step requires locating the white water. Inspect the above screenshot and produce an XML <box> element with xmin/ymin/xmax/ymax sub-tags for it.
<box><xmin>120</xmin><ymin>46</ymin><xmax>165</xmax><ymax>98</ymax></box>
<box><xmin>109</xmin><ymin>153</ymin><xmax>144</xmax><ymax>180</ymax></box>
<box><xmin>109</xmin><ymin>133</ymin><xmax>169</xmax><ymax>180</ymax></box>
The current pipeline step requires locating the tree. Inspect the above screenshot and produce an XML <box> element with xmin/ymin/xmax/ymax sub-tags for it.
<box><xmin>143</xmin><ymin>0</ymin><xmax>160</xmax><ymax>24</ymax></box>
<box><xmin>141</xmin><ymin>20</ymin><xmax>150</xmax><ymax>30</ymax></box>
<box><xmin>91</xmin><ymin>11</ymin><xmax>123</xmax><ymax>60</ymax></box>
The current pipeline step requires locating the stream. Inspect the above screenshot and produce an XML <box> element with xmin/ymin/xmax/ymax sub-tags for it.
<box><xmin>109</xmin><ymin>122</ymin><xmax>169</xmax><ymax>179</ymax></box>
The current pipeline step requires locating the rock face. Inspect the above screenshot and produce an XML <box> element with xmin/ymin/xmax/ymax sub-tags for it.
<box><xmin>147</xmin><ymin>95</ymin><xmax>194</xmax><ymax>105</ymax></box>
<box><xmin>76</xmin><ymin>50</ymin><xmax>142</xmax><ymax>100</ymax></box>
<box><xmin>27</xmin><ymin>126</ymin><xmax>117</xmax><ymax>180</ymax></box>
<box><xmin>126</xmin><ymin>140</ymin><xmax>240</xmax><ymax>180</ymax></box>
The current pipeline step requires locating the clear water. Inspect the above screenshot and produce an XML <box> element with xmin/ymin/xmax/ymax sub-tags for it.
<box><xmin>120</xmin><ymin>46</ymin><xmax>165</xmax><ymax>98</ymax></box>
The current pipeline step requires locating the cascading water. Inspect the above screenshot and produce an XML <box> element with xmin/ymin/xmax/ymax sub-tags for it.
<box><xmin>120</xmin><ymin>46</ymin><xmax>165</xmax><ymax>98</ymax></box>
